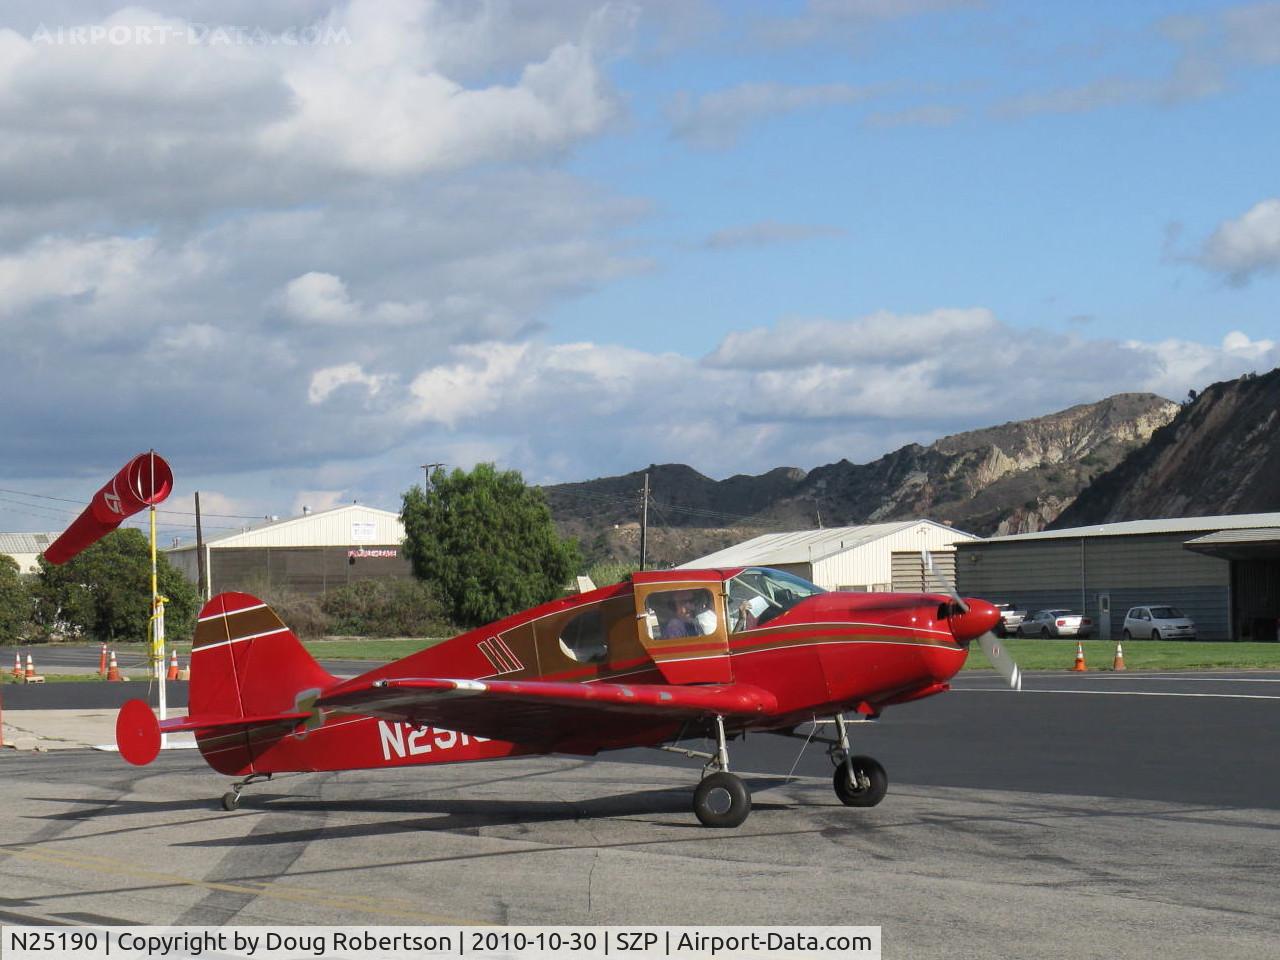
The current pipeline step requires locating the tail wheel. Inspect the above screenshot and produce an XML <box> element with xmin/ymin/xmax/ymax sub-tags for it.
<box><xmin>834</xmin><ymin>755</ymin><xmax>888</xmax><ymax>807</ymax></box>
<box><xmin>693</xmin><ymin>772</ymin><xmax>751</xmax><ymax>828</ymax></box>
<box><xmin>221</xmin><ymin>791</ymin><xmax>241</xmax><ymax>812</ymax></box>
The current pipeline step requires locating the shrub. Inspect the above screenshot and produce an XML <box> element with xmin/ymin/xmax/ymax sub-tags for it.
<box><xmin>320</xmin><ymin>579</ymin><xmax>450</xmax><ymax>638</ymax></box>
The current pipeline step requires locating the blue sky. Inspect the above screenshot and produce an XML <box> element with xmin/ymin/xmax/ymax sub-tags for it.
<box><xmin>0</xmin><ymin>1</ymin><xmax>1277</xmax><ymax>543</ymax></box>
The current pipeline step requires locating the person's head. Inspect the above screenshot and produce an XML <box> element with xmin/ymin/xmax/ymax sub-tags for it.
<box><xmin>674</xmin><ymin>591</ymin><xmax>697</xmax><ymax>617</ymax></box>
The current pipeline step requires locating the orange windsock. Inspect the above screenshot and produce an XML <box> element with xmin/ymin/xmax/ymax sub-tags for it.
<box><xmin>43</xmin><ymin>453</ymin><xmax>173</xmax><ymax>565</ymax></box>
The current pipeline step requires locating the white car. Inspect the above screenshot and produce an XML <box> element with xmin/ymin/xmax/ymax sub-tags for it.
<box><xmin>1017</xmin><ymin>609</ymin><xmax>1093</xmax><ymax>638</ymax></box>
<box><xmin>993</xmin><ymin>603</ymin><xmax>1026</xmax><ymax>638</ymax></box>
<box><xmin>1123</xmin><ymin>605</ymin><xmax>1196</xmax><ymax>641</ymax></box>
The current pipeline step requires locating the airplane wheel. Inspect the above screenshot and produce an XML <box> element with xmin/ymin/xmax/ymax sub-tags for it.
<box><xmin>221</xmin><ymin>791</ymin><xmax>240</xmax><ymax>812</ymax></box>
<box><xmin>834</xmin><ymin>756</ymin><xmax>888</xmax><ymax>808</ymax></box>
<box><xmin>693</xmin><ymin>772</ymin><xmax>751</xmax><ymax>828</ymax></box>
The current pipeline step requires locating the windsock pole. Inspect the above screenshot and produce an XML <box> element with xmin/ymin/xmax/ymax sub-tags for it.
<box><xmin>148</xmin><ymin>451</ymin><xmax>168</xmax><ymax>746</ymax></box>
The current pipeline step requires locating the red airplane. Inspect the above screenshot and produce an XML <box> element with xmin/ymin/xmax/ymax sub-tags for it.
<box><xmin>116</xmin><ymin>565</ymin><xmax>1017</xmax><ymax>827</ymax></box>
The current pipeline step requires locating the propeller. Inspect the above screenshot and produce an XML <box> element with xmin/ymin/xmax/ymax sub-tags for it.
<box><xmin>921</xmin><ymin>550</ymin><xmax>1022</xmax><ymax>691</ymax></box>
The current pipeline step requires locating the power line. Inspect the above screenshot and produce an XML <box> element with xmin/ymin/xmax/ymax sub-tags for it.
<box><xmin>0</xmin><ymin>485</ymin><xmax>266</xmax><ymax>519</ymax></box>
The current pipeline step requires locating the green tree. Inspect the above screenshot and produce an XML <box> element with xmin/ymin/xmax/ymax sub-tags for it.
<box><xmin>401</xmin><ymin>463</ymin><xmax>581</xmax><ymax>627</ymax></box>
<box><xmin>31</xmin><ymin>528</ymin><xmax>200</xmax><ymax>644</ymax></box>
<box><xmin>0</xmin><ymin>555</ymin><xmax>34</xmax><ymax>644</ymax></box>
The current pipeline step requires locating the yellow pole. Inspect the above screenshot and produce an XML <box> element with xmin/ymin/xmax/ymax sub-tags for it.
<box><xmin>148</xmin><ymin>451</ymin><xmax>168</xmax><ymax>738</ymax></box>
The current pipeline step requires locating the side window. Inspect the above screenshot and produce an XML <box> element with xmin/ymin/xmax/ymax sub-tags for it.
<box><xmin>644</xmin><ymin>588</ymin><xmax>717</xmax><ymax>640</ymax></box>
<box><xmin>559</xmin><ymin>606</ymin><xmax>608</xmax><ymax>663</ymax></box>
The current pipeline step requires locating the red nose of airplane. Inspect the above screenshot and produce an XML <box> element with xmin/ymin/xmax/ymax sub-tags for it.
<box><xmin>949</xmin><ymin>599</ymin><xmax>1001</xmax><ymax>644</ymax></box>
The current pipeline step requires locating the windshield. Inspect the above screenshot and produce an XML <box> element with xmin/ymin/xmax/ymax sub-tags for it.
<box><xmin>1149</xmin><ymin>606</ymin><xmax>1183</xmax><ymax>619</ymax></box>
<box><xmin>726</xmin><ymin>567</ymin><xmax>825</xmax><ymax>630</ymax></box>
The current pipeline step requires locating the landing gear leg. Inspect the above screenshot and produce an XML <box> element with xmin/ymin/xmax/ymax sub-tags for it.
<box><xmin>221</xmin><ymin>773</ymin><xmax>272</xmax><ymax>811</ymax></box>
<box><xmin>691</xmin><ymin>716</ymin><xmax>751</xmax><ymax>828</ymax></box>
<box><xmin>830</xmin><ymin>713</ymin><xmax>888</xmax><ymax>808</ymax></box>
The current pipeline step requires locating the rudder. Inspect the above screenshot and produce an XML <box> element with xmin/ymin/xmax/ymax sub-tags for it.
<box><xmin>191</xmin><ymin>592</ymin><xmax>336</xmax><ymax>773</ymax></box>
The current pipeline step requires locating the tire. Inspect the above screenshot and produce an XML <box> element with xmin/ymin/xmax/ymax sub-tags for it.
<box><xmin>833</xmin><ymin>755</ymin><xmax>888</xmax><ymax>808</ymax></box>
<box><xmin>693</xmin><ymin>772</ymin><xmax>751</xmax><ymax>828</ymax></box>
<box><xmin>221</xmin><ymin>791</ymin><xmax>240</xmax><ymax>812</ymax></box>
<box><xmin>1041</xmin><ymin>627</ymin><xmax>1051</xmax><ymax>638</ymax></box>
<box><xmin>1151</xmin><ymin>629</ymin><xmax>1161</xmax><ymax>641</ymax></box>
<box><xmin>1122</xmin><ymin>629</ymin><xmax>1131</xmax><ymax>641</ymax></box>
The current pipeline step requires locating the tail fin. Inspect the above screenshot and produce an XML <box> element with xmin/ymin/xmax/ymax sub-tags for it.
<box><xmin>190</xmin><ymin>592</ymin><xmax>336</xmax><ymax>773</ymax></box>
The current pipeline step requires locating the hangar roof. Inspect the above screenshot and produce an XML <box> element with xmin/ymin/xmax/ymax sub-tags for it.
<box><xmin>167</xmin><ymin>504</ymin><xmax>404</xmax><ymax>551</ymax></box>
<box><xmin>0</xmin><ymin>532</ymin><xmax>56</xmax><ymax>555</ymax></box>
<box><xmin>976</xmin><ymin>512</ymin><xmax>1280</xmax><ymax>544</ymax></box>
<box><xmin>679</xmin><ymin>518</ymin><xmax>977</xmax><ymax>568</ymax></box>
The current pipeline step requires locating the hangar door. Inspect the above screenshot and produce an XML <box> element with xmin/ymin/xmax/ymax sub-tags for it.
<box><xmin>892</xmin><ymin>550</ymin><xmax>955</xmax><ymax>593</ymax></box>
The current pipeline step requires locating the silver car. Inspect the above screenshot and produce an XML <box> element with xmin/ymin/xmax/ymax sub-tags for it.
<box><xmin>1123</xmin><ymin>605</ymin><xmax>1196</xmax><ymax>641</ymax></box>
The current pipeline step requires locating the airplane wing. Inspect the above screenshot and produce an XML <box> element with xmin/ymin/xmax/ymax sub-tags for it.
<box><xmin>316</xmin><ymin>677</ymin><xmax>778</xmax><ymax>750</ymax></box>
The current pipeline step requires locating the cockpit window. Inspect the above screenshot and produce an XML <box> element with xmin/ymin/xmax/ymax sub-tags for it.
<box><xmin>726</xmin><ymin>567</ymin><xmax>825</xmax><ymax>630</ymax></box>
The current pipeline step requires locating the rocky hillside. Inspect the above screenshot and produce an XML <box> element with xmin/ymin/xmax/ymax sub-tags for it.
<box><xmin>546</xmin><ymin>393</ymin><xmax>1178</xmax><ymax>566</ymax></box>
<box><xmin>1051</xmin><ymin>369</ymin><xmax>1280</xmax><ymax>527</ymax></box>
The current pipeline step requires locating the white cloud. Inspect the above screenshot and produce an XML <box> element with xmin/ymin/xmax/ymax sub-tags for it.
<box><xmin>706</xmin><ymin>308</ymin><xmax>1000</xmax><ymax>369</ymax></box>
<box><xmin>0</xmin><ymin>1</ymin><xmax>625</xmax><ymax>227</ymax></box>
<box><xmin>281</xmin><ymin>271</ymin><xmax>429</xmax><ymax>326</ymax></box>
<box><xmin>308</xmin><ymin>362</ymin><xmax>392</xmax><ymax>404</ymax></box>
<box><xmin>1195</xmin><ymin>198</ymin><xmax>1280</xmax><ymax>284</ymax></box>
<box><xmin>668</xmin><ymin>82</ymin><xmax>869</xmax><ymax>149</ymax></box>
<box><xmin>0</xmin><ymin>234</ymin><xmax>156</xmax><ymax>315</ymax></box>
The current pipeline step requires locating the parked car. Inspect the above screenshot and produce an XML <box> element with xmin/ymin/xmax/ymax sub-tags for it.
<box><xmin>1017</xmin><ymin>609</ymin><xmax>1093</xmax><ymax>638</ymax></box>
<box><xmin>993</xmin><ymin>603</ymin><xmax>1026</xmax><ymax>638</ymax></box>
<box><xmin>1123</xmin><ymin>605</ymin><xmax>1196</xmax><ymax>641</ymax></box>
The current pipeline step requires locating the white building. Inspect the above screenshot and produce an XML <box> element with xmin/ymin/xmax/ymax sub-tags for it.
<box><xmin>0</xmin><ymin>532</ymin><xmax>58</xmax><ymax>574</ymax></box>
<box><xmin>680</xmin><ymin>519</ymin><xmax>980</xmax><ymax>592</ymax></box>
<box><xmin>166</xmin><ymin>504</ymin><xmax>411</xmax><ymax>599</ymax></box>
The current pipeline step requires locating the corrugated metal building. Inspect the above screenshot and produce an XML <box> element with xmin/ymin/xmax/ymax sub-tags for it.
<box><xmin>166</xmin><ymin>504</ymin><xmax>412</xmax><ymax>599</ymax></box>
<box><xmin>0</xmin><ymin>532</ymin><xmax>57</xmax><ymax>574</ymax></box>
<box><xmin>955</xmin><ymin>513</ymin><xmax>1280</xmax><ymax>641</ymax></box>
<box><xmin>680</xmin><ymin>519</ymin><xmax>980</xmax><ymax>592</ymax></box>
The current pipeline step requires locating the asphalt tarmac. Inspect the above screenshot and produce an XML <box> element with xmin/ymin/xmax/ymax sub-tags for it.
<box><xmin>1</xmin><ymin>671</ymin><xmax>1278</xmax><ymax>957</ymax></box>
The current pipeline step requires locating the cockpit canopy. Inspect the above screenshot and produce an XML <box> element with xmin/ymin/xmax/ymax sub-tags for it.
<box><xmin>725</xmin><ymin>567</ymin><xmax>826</xmax><ymax>630</ymax></box>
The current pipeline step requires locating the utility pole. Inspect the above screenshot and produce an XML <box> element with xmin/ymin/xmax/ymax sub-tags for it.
<box><xmin>420</xmin><ymin>462</ymin><xmax>444</xmax><ymax>491</ymax></box>
<box><xmin>639</xmin><ymin>471</ymin><xmax>650</xmax><ymax>571</ymax></box>
<box><xmin>194</xmin><ymin>491</ymin><xmax>207</xmax><ymax>602</ymax></box>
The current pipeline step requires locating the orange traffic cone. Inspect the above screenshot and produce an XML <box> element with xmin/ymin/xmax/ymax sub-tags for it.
<box><xmin>107</xmin><ymin>650</ymin><xmax>121</xmax><ymax>682</ymax></box>
<box><xmin>24</xmin><ymin>654</ymin><xmax>35</xmax><ymax>680</ymax></box>
<box><xmin>166</xmin><ymin>650</ymin><xmax>179</xmax><ymax>681</ymax></box>
<box><xmin>11</xmin><ymin>651</ymin><xmax>21</xmax><ymax>678</ymax></box>
<box><xmin>98</xmin><ymin>643</ymin><xmax>108</xmax><ymax>677</ymax></box>
<box><xmin>1072</xmin><ymin>641</ymin><xmax>1087</xmax><ymax>672</ymax></box>
<box><xmin>1113</xmin><ymin>642</ymin><xmax>1126</xmax><ymax>671</ymax></box>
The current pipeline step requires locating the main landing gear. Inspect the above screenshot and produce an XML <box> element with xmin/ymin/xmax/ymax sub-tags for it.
<box><xmin>220</xmin><ymin>773</ymin><xmax>272</xmax><ymax>811</ymax></box>
<box><xmin>663</xmin><ymin>716</ymin><xmax>752</xmax><ymax>828</ymax></box>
